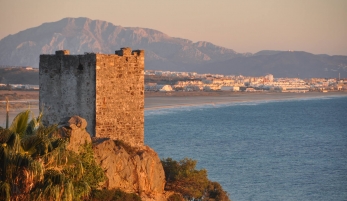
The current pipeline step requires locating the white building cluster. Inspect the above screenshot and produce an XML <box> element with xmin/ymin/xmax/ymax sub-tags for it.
<box><xmin>0</xmin><ymin>83</ymin><xmax>39</xmax><ymax>90</ymax></box>
<box><xmin>145</xmin><ymin>70</ymin><xmax>347</xmax><ymax>92</ymax></box>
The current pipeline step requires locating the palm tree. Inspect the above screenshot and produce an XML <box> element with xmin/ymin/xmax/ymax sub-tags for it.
<box><xmin>0</xmin><ymin>110</ymin><xmax>44</xmax><ymax>200</ymax></box>
<box><xmin>0</xmin><ymin>110</ymin><xmax>92</xmax><ymax>201</ymax></box>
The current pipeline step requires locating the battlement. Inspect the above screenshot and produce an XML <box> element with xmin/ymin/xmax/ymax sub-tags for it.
<box><xmin>55</xmin><ymin>50</ymin><xmax>70</xmax><ymax>56</ymax></box>
<box><xmin>39</xmin><ymin>48</ymin><xmax>145</xmax><ymax>146</ymax></box>
<box><xmin>132</xmin><ymin>50</ymin><xmax>145</xmax><ymax>57</ymax></box>
<box><xmin>115</xmin><ymin>47</ymin><xmax>145</xmax><ymax>57</ymax></box>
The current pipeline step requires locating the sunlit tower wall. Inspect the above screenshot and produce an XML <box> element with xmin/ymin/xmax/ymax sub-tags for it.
<box><xmin>39</xmin><ymin>47</ymin><xmax>144</xmax><ymax>146</ymax></box>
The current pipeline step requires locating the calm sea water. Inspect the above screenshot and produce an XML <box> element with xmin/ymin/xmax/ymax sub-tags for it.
<box><xmin>145</xmin><ymin>96</ymin><xmax>347</xmax><ymax>201</ymax></box>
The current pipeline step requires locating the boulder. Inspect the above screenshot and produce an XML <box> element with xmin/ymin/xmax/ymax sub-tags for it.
<box><xmin>59</xmin><ymin>115</ymin><xmax>88</xmax><ymax>130</ymax></box>
<box><xmin>92</xmin><ymin>138</ymin><xmax>167</xmax><ymax>201</ymax></box>
<box><xmin>57</xmin><ymin>116</ymin><xmax>91</xmax><ymax>153</ymax></box>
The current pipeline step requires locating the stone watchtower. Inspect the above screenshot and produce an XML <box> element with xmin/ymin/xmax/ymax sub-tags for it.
<box><xmin>39</xmin><ymin>48</ymin><xmax>144</xmax><ymax>146</ymax></box>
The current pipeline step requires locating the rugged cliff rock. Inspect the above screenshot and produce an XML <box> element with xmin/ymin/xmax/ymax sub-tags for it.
<box><xmin>93</xmin><ymin>138</ymin><xmax>167</xmax><ymax>201</ymax></box>
<box><xmin>57</xmin><ymin>116</ymin><xmax>168</xmax><ymax>201</ymax></box>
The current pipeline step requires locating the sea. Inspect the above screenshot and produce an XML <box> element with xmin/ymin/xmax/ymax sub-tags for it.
<box><xmin>144</xmin><ymin>95</ymin><xmax>347</xmax><ymax>201</ymax></box>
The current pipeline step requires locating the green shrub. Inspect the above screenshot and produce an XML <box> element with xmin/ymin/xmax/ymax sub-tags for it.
<box><xmin>78</xmin><ymin>143</ymin><xmax>106</xmax><ymax>189</ymax></box>
<box><xmin>205</xmin><ymin>181</ymin><xmax>230</xmax><ymax>201</ymax></box>
<box><xmin>90</xmin><ymin>189</ymin><xmax>141</xmax><ymax>201</ymax></box>
<box><xmin>161</xmin><ymin>158</ymin><xmax>230</xmax><ymax>201</ymax></box>
<box><xmin>167</xmin><ymin>193</ymin><xmax>184</xmax><ymax>201</ymax></box>
<box><xmin>0</xmin><ymin>110</ymin><xmax>106</xmax><ymax>201</ymax></box>
<box><xmin>162</xmin><ymin>158</ymin><xmax>209</xmax><ymax>199</ymax></box>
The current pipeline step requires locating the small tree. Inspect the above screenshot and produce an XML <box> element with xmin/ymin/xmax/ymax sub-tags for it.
<box><xmin>161</xmin><ymin>158</ymin><xmax>230</xmax><ymax>201</ymax></box>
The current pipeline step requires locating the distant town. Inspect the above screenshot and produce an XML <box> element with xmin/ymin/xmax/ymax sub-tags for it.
<box><xmin>0</xmin><ymin>66</ymin><xmax>346</xmax><ymax>93</ymax></box>
<box><xmin>144</xmin><ymin>70</ymin><xmax>347</xmax><ymax>93</ymax></box>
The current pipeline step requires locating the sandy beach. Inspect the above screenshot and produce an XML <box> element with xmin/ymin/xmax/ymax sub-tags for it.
<box><xmin>1</xmin><ymin>91</ymin><xmax>346</xmax><ymax>127</ymax></box>
<box><xmin>145</xmin><ymin>91</ymin><xmax>347</xmax><ymax>110</ymax></box>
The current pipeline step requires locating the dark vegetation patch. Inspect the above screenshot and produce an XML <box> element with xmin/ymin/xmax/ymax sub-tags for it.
<box><xmin>113</xmin><ymin>139</ymin><xmax>140</xmax><ymax>156</ymax></box>
<box><xmin>90</xmin><ymin>189</ymin><xmax>141</xmax><ymax>201</ymax></box>
<box><xmin>162</xmin><ymin>158</ymin><xmax>230</xmax><ymax>201</ymax></box>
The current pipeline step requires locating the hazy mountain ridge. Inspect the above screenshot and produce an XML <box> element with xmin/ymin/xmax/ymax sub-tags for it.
<box><xmin>198</xmin><ymin>51</ymin><xmax>347</xmax><ymax>78</ymax></box>
<box><xmin>0</xmin><ymin>17</ymin><xmax>241</xmax><ymax>69</ymax></box>
<box><xmin>0</xmin><ymin>17</ymin><xmax>346</xmax><ymax>78</ymax></box>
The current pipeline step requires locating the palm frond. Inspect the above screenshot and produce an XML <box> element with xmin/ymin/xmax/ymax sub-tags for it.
<box><xmin>21</xmin><ymin>135</ymin><xmax>40</xmax><ymax>156</ymax></box>
<box><xmin>6</xmin><ymin>133</ymin><xmax>21</xmax><ymax>153</ymax></box>
<box><xmin>9</xmin><ymin>110</ymin><xmax>30</xmax><ymax>138</ymax></box>
<box><xmin>0</xmin><ymin>128</ymin><xmax>12</xmax><ymax>144</ymax></box>
<box><xmin>26</xmin><ymin>112</ymin><xmax>43</xmax><ymax>136</ymax></box>
<box><xmin>28</xmin><ymin>159</ymin><xmax>44</xmax><ymax>183</ymax></box>
<box><xmin>42</xmin><ymin>179</ymin><xmax>61</xmax><ymax>200</ymax></box>
<box><xmin>0</xmin><ymin>181</ymin><xmax>10</xmax><ymax>201</ymax></box>
<box><xmin>73</xmin><ymin>180</ymin><xmax>91</xmax><ymax>200</ymax></box>
<box><xmin>2</xmin><ymin>110</ymin><xmax>103</xmax><ymax>200</ymax></box>
<box><xmin>22</xmin><ymin>125</ymin><xmax>61</xmax><ymax>159</ymax></box>
<box><xmin>44</xmin><ymin>169</ymin><xmax>66</xmax><ymax>185</ymax></box>
<box><xmin>62</xmin><ymin>180</ymin><xmax>74</xmax><ymax>201</ymax></box>
<box><xmin>0</xmin><ymin>146</ymin><xmax>10</xmax><ymax>181</ymax></box>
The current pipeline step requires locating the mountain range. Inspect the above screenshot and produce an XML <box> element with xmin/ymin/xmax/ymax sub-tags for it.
<box><xmin>0</xmin><ymin>17</ymin><xmax>346</xmax><ymax>78</ymax></box>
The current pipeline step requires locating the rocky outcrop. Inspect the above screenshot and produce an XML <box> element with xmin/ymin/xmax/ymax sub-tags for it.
<box><xmin>56</xmin><ymin>116</ymin><xmax>91</xmax><ymax>153</ymax></box>
<box><xmin>92</xmin><ymin>138</ymin><xmax>167</xmax><ymax>201</ymax></box>
<box><xmin>57</xmin><ymin>116</ymin><xmax>167</xmax><ymax>201</ymax></box>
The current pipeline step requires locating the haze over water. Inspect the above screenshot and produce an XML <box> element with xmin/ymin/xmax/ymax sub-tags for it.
<box><xmin>145</xmin><ymin>96</ymin><xmax>347</xmax><ymax>201</ymax></box>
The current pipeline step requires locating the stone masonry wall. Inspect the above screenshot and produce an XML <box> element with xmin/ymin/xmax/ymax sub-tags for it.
<box><xmin>39</xmin><ymin>48</ymin><xmax>144</xmax><ymax>146</ymax></box>
<box><xmin>39</xmin><ymin>51</ymin><xmax>96</xmax><ymax>134</ymax></box>
<box><xmin>95</xmin><ymin>48</ymin><xmax>144</xmax><ymax>146</ymax></box>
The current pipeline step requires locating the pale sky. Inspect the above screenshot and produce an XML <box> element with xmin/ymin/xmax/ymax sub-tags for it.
<box><xmin>1</xmin><ymin>0</ymin><xmax>346</xmax><ymax>55</ymax></box>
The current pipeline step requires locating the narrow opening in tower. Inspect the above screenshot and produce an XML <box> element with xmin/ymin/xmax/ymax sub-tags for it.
<box><xmin>78</xmin><ymin>63</ymin><xmax>84</xmax><ymax>70</ymax></box>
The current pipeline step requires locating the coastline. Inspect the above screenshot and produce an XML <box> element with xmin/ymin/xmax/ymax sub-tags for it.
<box><xmin>1</xmin><ymin>91</ymin><xmax>346</xmax><ymax>127</ymax></box>
<box><xmin>144</xmin><ymin>91</ymin><xmax>347</xmax><ymax>111</ymax></box>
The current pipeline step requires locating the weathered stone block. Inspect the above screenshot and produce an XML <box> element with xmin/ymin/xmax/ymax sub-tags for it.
<box><xmin>115</xmin><ymin>47</ymin><xmax>132</xmax><ymax>56</ymax></box>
